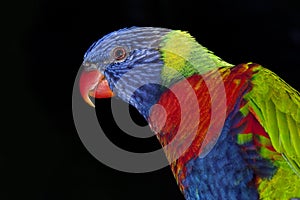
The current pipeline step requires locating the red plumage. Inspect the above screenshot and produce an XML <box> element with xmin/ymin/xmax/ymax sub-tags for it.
<box><xmin>149</xmin><ymin>64</ymin><xmax>260</xmax><ymax>191</ymax></box>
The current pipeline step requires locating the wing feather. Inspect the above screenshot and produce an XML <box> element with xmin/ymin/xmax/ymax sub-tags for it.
<box><xmin>245</xmin><ymin>66</ymin><xmax>300</xmax><ymax>176</ymax></box>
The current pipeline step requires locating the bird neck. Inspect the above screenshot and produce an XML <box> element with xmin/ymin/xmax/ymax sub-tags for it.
<box><xmin>159</xmin><ymin>30</ymin><xmax>233</xmax><ymax>87</ymax></box>
<box><xmin>129</xmin><ymin>83</ymin><xmax>166</xmax><ymax>119</ymax></box>
<box><xmin>126</xmin><ymin>30</ymin><xmax>233</xmax><ymax>120</ymax></box>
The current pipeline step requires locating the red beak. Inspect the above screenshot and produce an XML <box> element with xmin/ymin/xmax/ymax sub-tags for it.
<box><xmin>79</xmin><ymin>69</ymin><xmax>114</xmax><ymax>107</ymax></box>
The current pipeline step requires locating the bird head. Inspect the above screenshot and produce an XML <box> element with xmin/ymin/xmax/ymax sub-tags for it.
<box><xmin>79</xmin><ymin>27</ymin><xmax>231</xmax><ymax>118</ymax></box>
<box><xmin>79</xmin><ymin>27</ymin><xmax>172</xmax><ymax>117</ymax></box>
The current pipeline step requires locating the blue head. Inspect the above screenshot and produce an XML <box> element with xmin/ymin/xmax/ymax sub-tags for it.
<box><xmin>79</xmin><ymin>27</ymin><xmax>172</xmax><ymax>118</ymax></box>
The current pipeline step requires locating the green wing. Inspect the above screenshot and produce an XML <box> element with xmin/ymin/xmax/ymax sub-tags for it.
<box><xmin>245</xmin><ymin>65</ymin><xmax>300</xmax><ymax>175</ymax></box>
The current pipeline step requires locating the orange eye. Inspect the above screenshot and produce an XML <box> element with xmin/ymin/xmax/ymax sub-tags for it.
<box><xmin>112</xmin><ymin>47</ymin><xmax>127</xmax><ymax>61</ymax></box>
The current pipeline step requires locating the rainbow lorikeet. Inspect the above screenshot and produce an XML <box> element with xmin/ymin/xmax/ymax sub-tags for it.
<box><xmin>78</xmin><ymin>27</ymin><xmax>300</xmax><ymax>200</ymax></box>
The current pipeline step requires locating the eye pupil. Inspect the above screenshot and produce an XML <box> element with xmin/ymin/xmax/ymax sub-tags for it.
<box><xmin>113</xmin><ymin>47</ymin><xmax>126</xmax><ymax>61</ymax></box>
<box><xmin>115</xmin><ymin>49</ymin><xmax>123</xmax><ymax>58</ymax></box>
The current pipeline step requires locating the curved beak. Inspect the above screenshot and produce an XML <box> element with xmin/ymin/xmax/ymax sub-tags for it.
<box><xmin>79</xmin><ymin>69</ymin><xmax>114</xmax><ymax>107</ymax></box>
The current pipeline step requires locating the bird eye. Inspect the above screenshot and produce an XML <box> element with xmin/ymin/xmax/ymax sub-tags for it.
<box><xmin>112</xmin><ymin>47</ymin><xmax>127</xmax><ymax>61</ymax></box>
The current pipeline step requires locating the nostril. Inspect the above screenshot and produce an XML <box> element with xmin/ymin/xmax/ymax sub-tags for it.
<box><xmin>82</xmin><ymin>62</ymin><xmax>98</xmax><ymax>71</ymax></box>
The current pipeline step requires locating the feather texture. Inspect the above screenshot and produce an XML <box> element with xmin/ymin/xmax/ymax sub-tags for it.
<box><xmin>244</xmin><ymin>66</ymin><xmax>300</xmax><ymax>176</ymax></box>
<box><xmin>80</xmin><ymin>27</ymin><xmax>300</xmax><ymax>200</ymax></box>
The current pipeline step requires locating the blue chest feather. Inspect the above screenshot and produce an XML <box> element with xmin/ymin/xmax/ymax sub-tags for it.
<box><xmin>181</xmin><ymin>107</ymin><xmax>278</xmax><ymax>200</ymax></box>
<box><xmin>182</xmin><ymin>118</ymin><xmax>259</xmax><ymax>200</ymax></box>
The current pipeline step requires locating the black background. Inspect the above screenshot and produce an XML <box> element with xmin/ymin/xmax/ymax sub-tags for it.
<box><xmin>3</xmin><ymin>0</ymin><xmax>300</xmax><ymax>199</ymax></box>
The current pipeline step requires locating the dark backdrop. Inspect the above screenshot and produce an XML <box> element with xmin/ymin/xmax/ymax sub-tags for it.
<box><xmin>3</xmin><ymin>0</ymin><xmax>300</xmax><ymax>199</ymax></box>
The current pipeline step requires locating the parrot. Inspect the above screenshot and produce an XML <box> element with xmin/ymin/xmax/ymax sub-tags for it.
<box><xmin>78</xmin><ymin>27</ymin><xmax>300</xmax><ymax>200</ymax></box>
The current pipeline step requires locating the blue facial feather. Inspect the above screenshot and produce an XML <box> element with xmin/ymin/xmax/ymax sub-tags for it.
<box><xmin>105</xmin><ymin>49</ymin><xmax>165</xmax><ymax>118</ymax></box>
<box><xmin>83</xmin><ymin>27</ymin><xmax>170</xmax><ymax>64</ymax></box>
<box><xmin>83</xmin><ymin>27</ymin><xmax>171</xmax><ymax>118</ymax></box>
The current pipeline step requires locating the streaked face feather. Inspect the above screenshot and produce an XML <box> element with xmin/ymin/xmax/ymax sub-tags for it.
<box><xmin>82</xmin><ymin>27</ymin><xmax>171</xmax><ymax>118</ymax></box>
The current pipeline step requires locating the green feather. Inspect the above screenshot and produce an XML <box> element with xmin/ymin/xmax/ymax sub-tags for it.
<box><xmin>159</xmin><ymin>30</ymin><xmax>233</xmax><ymax>86</ymax></box>
<box><xmin>258</xmin><ymin>159</ymin><xmax>300</xmax><ymax>199</ymax></box>
<box><xmin>244</xmin><ymin>66</ymin><xmax>300</xmax><ymax>194</ymax></box>
<box><xmin>246</xmin><ymin>67</ymin><xmax>300</xmax><ymax>175</ymax></box>
<box><xmin>237</xmin><ymin>133</ymin><xmax>253</xmax><ymax>145</ymax></box>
